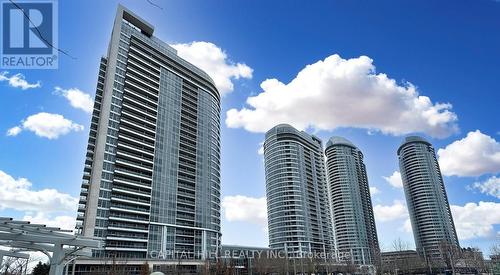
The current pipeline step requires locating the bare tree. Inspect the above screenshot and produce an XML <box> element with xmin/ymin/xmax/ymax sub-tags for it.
<box><xmin>489</xmin><ymin>242</ymin><xmax>500</xmax><ymax>274</ymax></box>
<box><xmin>252</xmin><ymin>253</ymin><xmax>274</xmax><ymax>274</ymax></box>
<box><xmin>391</xmin><ymin>237</ymin><xmax>410</xmax><ymax>252</ymax></box>
<box><xmin>139</xmin><ymin>262</ymin><xmax>150</xmax><ymax>275</ymax></box>
<box><xmin>1</xmin><ymin>256</ymin><xmax>29</xmax><ymax>275</ymax></box>
<box><xmin>438</xmin><ymin>239</ymin><xmax>461</xmax><ymax>272</ymax></box>
<box><xmin>460</xmin><ymin>247</ymin><xmax>485</xmax><ymax>273</ymax></box>
<box><xmin>491</xmin><ymin>243</ymin><xmax>500</xmax><ymax>257</ymax></box>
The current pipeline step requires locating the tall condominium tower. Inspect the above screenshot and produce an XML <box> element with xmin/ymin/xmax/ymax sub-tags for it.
<box><xmin>76</xmin><ymin>5</ymin><xmax>221</xmax><ymax>260</ymax></box>
<box><xmin>263</xmin><ymin>124</ymin><xmax>334</xmax><ymax>258</ymax></box>
<box><xmin>398</xmin><ymin>136</ymin><xmax>459</xmax><ymax>261</ymax></box>
<box><xmin>324</xmin><ymin>137</ymin><xmax>380</xmax><ymax>265</ymax></box>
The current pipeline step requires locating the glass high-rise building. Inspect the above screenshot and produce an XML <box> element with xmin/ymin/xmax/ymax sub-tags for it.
<box><xmin>324</xmin><ymin>137</ymin><xmax>380</xmax><ymax>265</ymax></box>
<box><xmin>76</xmin><ymin>5</ymin><xmax>221</xmax><ymax>261</ymax></box>
<box><xmin>398</xmin><ymin>136</ymin><xmax>459</xmax><ymax>261</ymax></box>
<box><xmin>263</xmin><ymin>124</ymin><xmax>334</xmax><ymax>258</ymax></box>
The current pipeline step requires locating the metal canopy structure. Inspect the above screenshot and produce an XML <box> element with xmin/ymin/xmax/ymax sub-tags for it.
<box><xmin>0</xmin><ymin>217</ymin><xmax>102</xmax><ymax>275</ymax></box>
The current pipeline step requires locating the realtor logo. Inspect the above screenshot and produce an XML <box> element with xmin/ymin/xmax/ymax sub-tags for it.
<box><xmin>1</xmin><ymin>1</ymin><xmax>58</xmax><ymax>69</ymax></box>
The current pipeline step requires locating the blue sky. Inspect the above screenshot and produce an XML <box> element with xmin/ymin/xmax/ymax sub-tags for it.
<box><xmin>0</xmin><ymin>0</ymin><xmax>499</xmax><ymax>256</ymax></box>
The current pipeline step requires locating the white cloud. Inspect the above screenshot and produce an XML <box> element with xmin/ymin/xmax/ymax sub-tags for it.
<box><xmin>172</xmin><ymin>41</ymin><xmax>253</xmax><ymax>96</ymax></box>
<box><xmin>7</xmin><ymin>112</ymin><xmax>84</xmax><ymax>139</ymax></box>
<box><xmin>438</xmin><ymin>130</ymin><xmax>500</xmax><ymax>177</ymax></box>
<box><xmin>451</xmin><ymin>201</ymin><xmax>500</xmax><ymax>240</ymax></box>
<box><xmin>471</xmin><ymin>176</ymin><xmax>500</xmax><ymax>199</ymax></box>
<box><xmin>221</xmin><ymin>195</ymin><xmax>267</xmax><ymax>227</ymax></box>
<box><xmin>257</xmin><ymin>142</ymin><xmax>264</xmax><ymax>155</ymax></box>
<box><xmin>6</xmin><ymin>126</ymin><xmax>22</xmax><ymax>137</ymax></box>
<box><xmin>376</xmin><ymin>200</ymin><xmax>500</xmax><ymax>241</ymax></box>
<box><xmin>402</xmin><ymin>218</ymin><xmax>413</xmax><ymax>234</ymax></box>
<box><xmin>383</xmin><ymin>171</ymin><xmax>403</xmax><ymax>188</ymax></box>
<box><xmin>0</xmin><ymin>71</ymin><xmax>41</xmax><ymax>90</ymax></box>
<box><xmin>0</xmin><ymin>170</ymin><xmax>77</xmax><ymax>213</ymax></box>
<box><xmin>226</xmin><ymin>54</ymin><xmax>458</xmax><ymax>138</ymax></box>
<box><xmin>370</xmin><ymin>186</ymin><xmax>381</xmax><ymax>195</ymax></box>
<box><xmin>373</xmin><ymin>200</ymin><xmax>408</xmax><ymax>222</ymax></box>
<box><xmin>22</xmin><ymin>213</ymin><xmax>76</xmax><ymax>231</ymax></box>
<box><xmin>54</xmin><ymin>86</ymin><xmax>94</xmax><ymax>113</ymax></box>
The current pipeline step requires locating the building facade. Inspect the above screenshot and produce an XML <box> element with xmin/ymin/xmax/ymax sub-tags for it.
<box><xmin>263</xmin><ymin>124</ymin><xmax>334</xmax><ymax>258</ymax></box>
<box><xmin>398</xmin><ymin>136</ymin><xmax>459</xmax><ymax>261</ymax></box>
<box><xmin>324</xmin><ymin>137</ymin><xmax>380</xmax><ymax>265</ymax></box>
<box><xmin>76</xmin><ymin>5</ymin><xmax>221</xmax><ymax>260</ymax></box>
<box><xmin>380</xmin><ymin>250</ymin><xmax>425</xmax><ymax>274</ymax></box>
